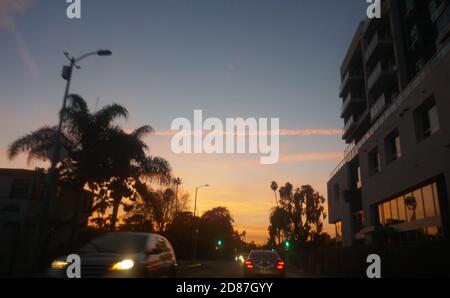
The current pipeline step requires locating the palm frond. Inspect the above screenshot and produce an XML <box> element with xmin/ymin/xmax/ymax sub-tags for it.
<box><xmin>141</xmin><ymin>156</ymin><xmax>172</xmax><ymax>184</ymax></box>
<box><xmin>66</xmin><ymin>94</ymin><xmax>89</xmax><ymax>114</ymax></box>
<box><xmin>132</xmin><ymin>125</ymin><xmax>154</xmax><ymax>138</ymax></box>
<box><xmin>8</xmin><ymin>126</ymin><xmax>58</xmax><ymax>161</ymax></box>
<box><xmin>94</xmin><ymin>103</ymin><xmax>129</xmax><ymax>126</ymax></box>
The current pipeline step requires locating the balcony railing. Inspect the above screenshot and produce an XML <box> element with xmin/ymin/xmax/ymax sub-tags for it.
<box><xmin>370</xmin><ymin>94</ymin><xmax>386</xmax><ymax>120</ymax></box>
<box><xmin>341</xmin><ymin>92</ymin><xmax>363</xmax><ymax>115</ymax></box>
<box><xmin>365</xmin><ymin>31</ymin><xmax>392</xmax><ymax>62</ymax></box>
<box><xmin>367</xmin><ymin>61</ymin><xmax>396</xmax><ymax>91</ymax></box>
<box><xmin>343</xmin><ymin>115</ymin><xmax>355</xmax><ymax>132</ymax></box>
<box><xmin>340</xmin><ymin>71</ymin><xmax>362</xmax><ymax>94</ymax></box>
<box><xmin>330</xmin><ymin>38</ymin><xmax>450</xmax><ymax>178</ymax></box>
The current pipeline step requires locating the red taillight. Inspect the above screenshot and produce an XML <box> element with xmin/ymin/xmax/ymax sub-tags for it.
<box><xmin>245</xmin><ymin>260</ymin><xmax>254</xmax><ymax>269</ymax></box>
<box><xmin>276</xmin><ymin>260</ymin><xmax>285</xmax><ymax>270</ymax></box>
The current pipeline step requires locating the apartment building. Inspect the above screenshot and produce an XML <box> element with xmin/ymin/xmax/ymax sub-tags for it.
<box><xmin>0</xmin><ymin>168</ymin><xmax>93</xmax><ymax>276</ymax></box>
<box><xmin>327</xmin><ymin>0</ymin><xmax>450</xmax><ymax>247</ymax></box>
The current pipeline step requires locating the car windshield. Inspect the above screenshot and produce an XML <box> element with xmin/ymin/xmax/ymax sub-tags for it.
<box><xmin>249</xmin><ymin>251</ymin><xmax>280</xmax><ymax>261</ymax></box>
<box><xmin>80</xmin><ymin>233</ymin><xmax>148</xmax><ymax>254</ymax></box>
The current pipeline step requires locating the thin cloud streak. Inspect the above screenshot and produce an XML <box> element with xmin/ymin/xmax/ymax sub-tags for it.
<box><xmin>0</xmin><ymin>0</ymin><xmax>34</xmax><ymax>29</ymax></box>
<box><xmin>280</xmin><ymin>151</ymin><xmax>343</xmax><ymax>163</ymax></box>
<box><xmin>151</xmin><ymin>129</ymin><xmax>343</xmax><ymax>137</ymax></box>
<box><xmin>0</xmin><ymin>0</ymin><xmax>38</xmax><ymax>79</ymax></box>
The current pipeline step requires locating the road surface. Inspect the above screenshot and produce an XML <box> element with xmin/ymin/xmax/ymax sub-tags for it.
<box><xmin>177</xmin><ymin>260</ymin><xmax>322</xmax><ymax>278</ymax></box>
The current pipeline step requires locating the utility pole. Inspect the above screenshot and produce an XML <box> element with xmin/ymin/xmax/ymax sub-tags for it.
<box><xmin>32</xmin><ymin>50</ymin><xmax>111</xmax><ymax>274</ymax></box>
<box><xmin>190</xmin><ymin>184</ymin><xmax>210</xmax><ymax>264</ymax></box>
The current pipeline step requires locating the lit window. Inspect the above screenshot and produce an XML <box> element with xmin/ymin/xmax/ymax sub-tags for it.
<box><xmin>397</xmin><ymin>196</ymin><xmax>407</xmax><ymax>223</ymax></box>
<box><xmin>422</xmin><ymin>185</ymin><xmax>437</xmax><ymax>217</ymax></box>
<box><xmin>385</xmin><ymin>129</ymin><xmax>402</xmax><ymax>163</ymax></box>
<box><xmin>335</xmin><ymin>221</ymin><xmax>343</xmax><ymax>239</ymax></box>
<box><xmin>432</xmin><ymin>183</ymin><xmax>441</xmax><ymax>216</ymax></box>
<box><xmin>413</xmin><ymin>189</ymin><xmax>425</xmax><ymax>220</ymax></box>
<box><xmin>378</xmin><ymin>182</ymin><xmax>442</xmax><ymax>226</ymax></box>
<box><xmin>415</xmin><ymin>97</ymin><xmax>440</xmax><ymax>141</ymax></box>
<box><xmin>356</xmin><ymin>166</ymin><xmax>362</xmax><ymax>189</ymax></box>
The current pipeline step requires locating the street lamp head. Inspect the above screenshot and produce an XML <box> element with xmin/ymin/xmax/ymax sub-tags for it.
<box><xmin>97</xmin><ymin>49</ymin><xmax>112</xmax><ymax>56</ymax></box>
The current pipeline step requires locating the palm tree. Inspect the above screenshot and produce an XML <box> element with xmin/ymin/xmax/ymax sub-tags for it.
<box><xmin>8</xmin><ymin>94</ymin><xmax>171</xmax><ymax>230</ymax></box>
<box><xmin>172</xmin><ymin>177</ymin><xmax>183</xmax><ymax>214</ymax></box>
<box><xmin>270</xmin><ymin>181</ymin><xmax>279</xmax><ymax>207</ymax></box>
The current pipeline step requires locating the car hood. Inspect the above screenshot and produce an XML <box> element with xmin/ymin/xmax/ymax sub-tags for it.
<box><xmin>57</xmin><ymin>252</ymin><xmax>141</xmax><ymax>265</ymax></box>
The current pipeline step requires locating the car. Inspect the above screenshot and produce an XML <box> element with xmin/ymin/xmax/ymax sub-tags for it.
<box><xmin>243</xmin><ymin>250</ymin><xmax>285</xmax><ymax>278</ymax></box>
<box><xmin>47</xmin><ymin>232</ymin><xmax>177</xmax><ymax>278</ymax></box>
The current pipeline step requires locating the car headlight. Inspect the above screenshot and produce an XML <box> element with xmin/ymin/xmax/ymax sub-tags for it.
<box><xmin>111</xmin><ymin>259</ymin><xmax>134</xmax><ymax>271</ymax></box>
<box><xmin>51</xmin><ymin>260</ymin><xmax>69</xmax><ymax>270</ymax></box>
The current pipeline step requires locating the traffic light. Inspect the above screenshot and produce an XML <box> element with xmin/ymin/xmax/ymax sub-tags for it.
<box><xmin>217</xmin><ymin>240</ymin><xmax>223</xmax><ymax>246</ymax></box>
<box><xmin>284</xmin><ymin>240</ymin><xmax>290</xmax><ymax>249</ymax></box>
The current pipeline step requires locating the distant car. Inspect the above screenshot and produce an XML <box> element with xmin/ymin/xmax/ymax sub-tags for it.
<box><xmin>243</xmin><ymin>250</ymin><xmax>285</xmax><ymax>278</ymax></box>
<box><xmin>47</xmin><ymin>232</ymin><xmax>177</xmax><ymax>278</ymax></box>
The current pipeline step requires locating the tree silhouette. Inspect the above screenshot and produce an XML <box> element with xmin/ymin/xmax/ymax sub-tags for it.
<box><xmin>8</xmin><ymin>94</ymin><xmax>171</xmax><ymax>231</ymax></box>
<box><xmin>267</xmin><ymin>182</ymin><xmax>328</xmax><ymax>247</ymax></box>
<box><xmin>122</xmin><ymin>183</ymin><xmax>189</xmax><ymax>233</ymax></box>
<box><xmin>198</xmin><ymin>207</ymin><xmax>236</xmax><ymax>259</ymax></box>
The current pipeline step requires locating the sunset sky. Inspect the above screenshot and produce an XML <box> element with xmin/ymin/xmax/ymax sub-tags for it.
<box><xmin>0</xmin><ymin>0</ymin><xmax>369</xmax><ymax>243</ymax></box>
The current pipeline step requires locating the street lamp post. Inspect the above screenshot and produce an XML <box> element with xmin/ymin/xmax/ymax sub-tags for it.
<box><xmin>34</xmin><ymin>49</ymin><xmax>112</xmax><ymax>272</ymax></box>
<box><xmin>191</xmin><ymin>184</ymin><xmax>210</xmax><ymax>264</ymax></box>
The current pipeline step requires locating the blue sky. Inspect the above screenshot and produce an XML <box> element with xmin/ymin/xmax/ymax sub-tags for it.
<box><xmin>0</xmin><ymin>0</ymin><xmax>368</xmax><ymax>243</ymax></box>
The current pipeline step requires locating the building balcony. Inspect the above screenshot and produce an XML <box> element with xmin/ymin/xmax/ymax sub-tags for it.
<box><xmin>367</xmin><ymin>61</ymin><xmax>397</xmax><ymax>95</ymax></box>
<box><xmin>339</xmin><ymin>70</ymin><xmax>363</xmax><ymax>97</ymax></box>
<box><xmin>342</xmin><ymin>115</ymin><xmax>357</xmax><ymax>140</ymax></box>
<box><xmin>341</xmin><ymin>92</ymin><xmax>365</xmax><ymax>118</ymax></box>
<box><xmin>343</xmin><ymin>115</ymin><xmax>355</xmax><ymax>132</ymax></box>
<box><xmin>365</xmin><ymin>31</ymin><xmax>393</xmax><ymax>66</ymax></box>
<box><xmin>331</xmin><ymin>39</ymin><xmax>450</xmax><ymax>178</ymax></box>
<box><xmin>436</xmin><ymin>5</ymin><xmax>450</xmax><ymax>45</ymax></box>
<box><xmin>370</xmin><ymin>93</ymin><xmax>386</xmax><ymax>121</ymax></box>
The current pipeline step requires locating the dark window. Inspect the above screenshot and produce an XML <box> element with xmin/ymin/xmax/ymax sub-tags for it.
<box><xmin>368</xmin><ymin>147</ymin><xmax>381</xmax><ymax>175</ymax></box>
<box><xmin>385</xmin><ymin>129</ymin><xmax>402</xmax><ymax>163</ymax></box>
<box><xmin>354</xmin><ymin>212</ymin><xmax>364</xmax><ymax>233</ymax></box>
<box><xmin>55</xmin><ymin>186</ymin><xmax>63</xmax><ymax>201</ymax></box>
<box><xmin>333</xmin><ymin>184</ymin><xmax>340</xmax><ymax>201</ymax></box>
<box><xmin>30</xmin><ymin>181</ymin><xmax>45</xmax><ymax>201</ymax></box>
<box><xmin>10</xmin><ymin>179</ymin><xmax>31</xmax><ymax>199</ymax></box>
<box><xmin>414</xmin><ymin>97</ymin><xmax>440</xmax><ymax>141</ymax></box>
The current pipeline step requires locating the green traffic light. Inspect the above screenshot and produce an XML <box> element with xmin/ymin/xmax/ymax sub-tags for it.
<box><xmin>218</xmin><ymin>240</ymin><xmax>222</xmax><ymax>246</ymax></box>
<box><xmin>285</xmin><ymin>241</ymin><xmax>290</xmax><ymax>248</ymax></box>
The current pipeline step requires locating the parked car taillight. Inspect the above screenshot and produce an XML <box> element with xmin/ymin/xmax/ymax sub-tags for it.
<box><xmin>276</xmin><ymin>260</ymin><xmax>285</xmax><ymax>270</ymax></box>
<box><xmin>245</xmin><ymin>260</ymin><xmax>254</xmax><ymax>269</ymax></box>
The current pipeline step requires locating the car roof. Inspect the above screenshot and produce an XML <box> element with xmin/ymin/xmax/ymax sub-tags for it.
<box><xmin>104</xmin><ymin>232</ymin><xmax>155</xmax><ymax>237</ymax></box>
<box><xmin>99</xmin><ymin>232</ymin><xmax>171</xmax><ymax>251</ymax></box>
<box><xmin>249</xmin><ymin>250</ymin><xmax>280</xmax><ymax>256</ymax></box>
<box><xmin>250</xmin><ymin>250</ymin><xmax>277</xmax><ymax>253</ymax></box>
